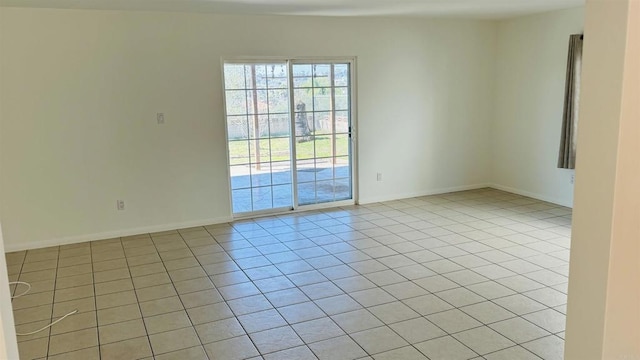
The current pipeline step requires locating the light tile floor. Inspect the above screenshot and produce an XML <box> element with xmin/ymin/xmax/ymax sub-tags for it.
<box><xmin>6</xmin><ymin>188</ymin><xmax>571</xmax><ymax>360</ymax></box>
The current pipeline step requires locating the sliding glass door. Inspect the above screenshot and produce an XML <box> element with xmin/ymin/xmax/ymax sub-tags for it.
<box><xmin>224</xmin><ymin>62</ymin><xmax>292</xmax><ymax>214</ymax></box>
<box><xmin>292</xmin><ymin>63</ymin><xmax>352</xmax><ymax>205</ymax></box>
<box><xmin>223</xmin><ymin>59</ymin><xmax>354</xmax><ymax>216</ymax></box>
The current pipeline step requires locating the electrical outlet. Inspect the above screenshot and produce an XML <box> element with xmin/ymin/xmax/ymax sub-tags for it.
<box><xmin>377</xmin><ymin>173</ymin><xmax>383</xmax><ymax>181</ymax></box>
<box><xmin>157</xmin><ymin>113</ymin><xmax>165</xmax><ymax>125</ymax></box>
<box><xmin>117</xmin><ymin>200</ymin><xmax>125</xmax><ymax>211</ymax></box>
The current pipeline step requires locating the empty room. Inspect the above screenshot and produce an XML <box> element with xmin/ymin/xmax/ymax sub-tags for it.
<box><xmin>0</xmin><ymin>0</ymin><xmax>638</xmax><ymax>359</ymax></box>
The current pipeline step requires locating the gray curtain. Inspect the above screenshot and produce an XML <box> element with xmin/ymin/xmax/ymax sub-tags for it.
<box><xmin>558</xmin><ymin>34</ymin><xmax>583</xmax><ymax>169</ymax></box>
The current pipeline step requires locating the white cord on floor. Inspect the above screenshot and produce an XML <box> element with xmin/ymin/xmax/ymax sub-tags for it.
<box><xmin>10</xmin><ymin>281</ymin><xmax>31</xmax><ymax>299</ymax></box>
<box><xmin>9</xmin><ymin>281</ymin><xmax>78</xmax><ymax>336</ymax></box>
<box><xmin>15</xmin><ymin>310</ymin><xmax>79</xmax><ymax>336</ymax></box>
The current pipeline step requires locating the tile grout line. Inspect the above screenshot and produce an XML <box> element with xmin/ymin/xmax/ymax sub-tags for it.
<box><xmin>44</xmin><ymin>246</ymin><xmax>61</xmax><ymax>359</ymax></box>
<box><xmin>169</xmin><ymin>229</ymin><xmax>216</xmax><ymax>359</ymax></box>
<box><xmin>87</xmin><ymin>242</ymin><xmax>101</xmax><ymax>360</ymax></box>
<box><xmin>118</xmin><ymin>236</ymin><xmax>155</xmax><ymax>360</ymax></box>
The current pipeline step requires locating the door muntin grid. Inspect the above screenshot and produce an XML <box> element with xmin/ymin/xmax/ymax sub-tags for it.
<box><xmin>224</xmin><ymin>63</ymin><xmax>293</xmax><ymax>214</ymax></box>
<box><xmin>292</xmin><ymin>63</ymin><xmax>352</xmax><ymax>206</ymax></box>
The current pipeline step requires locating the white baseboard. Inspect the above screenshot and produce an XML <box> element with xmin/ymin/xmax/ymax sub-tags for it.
<box><xmin>359</xmin><ymin>183</ymin><xmax>492</xmax><ymax>204</ymax></box>
<box><xmin>489</xmin><ymin>183</ymin><xmax>574</xmax><ymax>208</ymax></box>
<box><xmin>3</xmin><ymin>216</ymin><xmax>233</xmax><ymax>252</ymax></box>
<box><xmin>3</xmin><ymin>184</ymin><xmax>571</xmax><ymax>253</ymax></box>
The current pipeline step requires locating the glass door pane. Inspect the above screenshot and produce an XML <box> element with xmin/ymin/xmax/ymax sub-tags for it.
<box><xmin>292</xmin><ymin>63</ymin><xmax>352</xmax><ymax>206</ymax></box>
<box><xmin>224</xmin><ymin>63</ymin><xmax>293</xmax><ymax>214</ymax></box>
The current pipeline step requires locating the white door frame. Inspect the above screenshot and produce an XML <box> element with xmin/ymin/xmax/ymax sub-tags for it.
<box><xmin>220</xmin><ymin>57</ymin><xmax>359</xmax><ymax>219</ymax></box>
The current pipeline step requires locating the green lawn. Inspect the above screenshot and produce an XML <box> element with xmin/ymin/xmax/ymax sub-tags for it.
<box><xmin>229</xmin><ymin>136</ymin><xmax>349</xmax><ymax>165</ymax></box>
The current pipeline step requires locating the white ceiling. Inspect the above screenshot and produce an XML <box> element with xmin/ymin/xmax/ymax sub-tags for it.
<box><xmin>0</xmin><ymin>0</ymin><xmax>584</xmax><ymax>19</ymax></box>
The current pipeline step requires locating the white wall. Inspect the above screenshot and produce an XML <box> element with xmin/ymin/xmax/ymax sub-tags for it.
<box><xmin>0</xmin><ymin>8</ymin><xmax>496</xmax><ymax>251</ymax></box>
<box><xmin>491</xmin><ymin>7</ymin><xmax>584</xmax><ymax>207</ymax></box>
<box><xmin>565</xmin><ymin>0</ymin><xmax>640</xmax><ymax>357</ymax></box>
<box><xmin>0</xmin><ymin>225</ymin><xmax>19</xmax><ymax>360</ymax></box>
